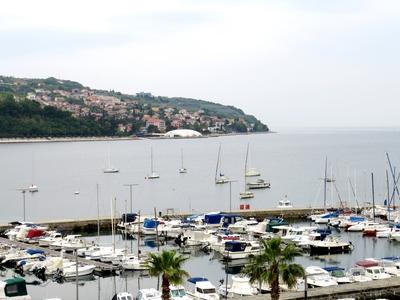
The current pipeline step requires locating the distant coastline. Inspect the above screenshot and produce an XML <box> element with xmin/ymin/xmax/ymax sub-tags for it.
<box><xmin>0</xmin><ymin>131</ymin><xmax>274</xmax><ymax>144</ymax></box>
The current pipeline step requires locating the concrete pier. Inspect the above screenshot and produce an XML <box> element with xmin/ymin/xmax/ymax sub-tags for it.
<box><xmin>244</xmin><ymin>277</ymin><xmax>400</xmax><ymax>299</ymax></box>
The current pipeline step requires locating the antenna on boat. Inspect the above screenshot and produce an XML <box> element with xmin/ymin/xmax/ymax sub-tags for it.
<box><xmin>371</xmin><ymin>173</ymin><xmax>376</xmax><ymax>222</ymax></box>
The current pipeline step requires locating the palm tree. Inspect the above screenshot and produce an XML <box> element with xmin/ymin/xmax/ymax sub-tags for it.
<box><xmin>242</xmin><ymin>237</ymin><xmax>304</xmax><ymax>300</ymax></box>
<box><xmin>145</xmin><ymin>250</ymin><xmax>189</xmax><ymax>300</ymax></box>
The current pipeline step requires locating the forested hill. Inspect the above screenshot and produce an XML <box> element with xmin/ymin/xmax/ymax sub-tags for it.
<box><xmin>0</xmin><ymin>76</ymin><xmax>268</xmax><ymax>137</ymax></box>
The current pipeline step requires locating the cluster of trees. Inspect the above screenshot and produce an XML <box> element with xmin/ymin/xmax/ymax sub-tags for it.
<box><xmin>0</xmin><ymin>94</ymin><xmax>121</xmax><ymax>138</ymax></box>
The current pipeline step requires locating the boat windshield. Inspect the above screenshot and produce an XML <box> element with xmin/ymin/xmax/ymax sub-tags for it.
<box><xmin>202</xmin><ymin>288</ymin><xmax>216</xmax><ymax>294</ymax></box>
<box><xmin>171</xmin><ymin>289</ymin><xmax>186</xmax><ymax>297</ymax></box>
<box><xmin>331</xmin><ymin>270</ymin><xmax>345</xmax><ymax>277</ymax></box>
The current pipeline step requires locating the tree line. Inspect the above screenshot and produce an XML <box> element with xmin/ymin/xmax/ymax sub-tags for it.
<box><xmin>0</xmin><ymin>94</ymin><xmax>120</xmax><ymax>138</ymax></box>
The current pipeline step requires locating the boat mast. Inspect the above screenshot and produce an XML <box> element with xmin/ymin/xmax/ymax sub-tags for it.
<box><xmin>150</xmin><ymin>147</ymin><xmax>154</xmax><ymax>174</ymax></box>
<box><xmin>181</xmin><ymin>148</ymin><xmax>184</xmax><ymax>169</ymax></box>
<box><xmin>137</xmin><ymin>210</ymin><xmax>141</xmax><ymax>258</ymax></box>
<box><xmin>111</xmin><ymin>197</ymin><xmax>116</xmax><ymax>253</ymax></box>
<box><xmin>96</xmin><ymin>184</ymin><xmax>100</xmax><ymax>244</ymax></box>
<box><xmin>215</xmin><ymin>144</ymin><xmax>221</xmax><ymax>182</ymax></box>
<box><xmin>386</xmin><ymin>169</ymin><xmax>390</xmax><ymax>221</ymax></box>
<box><xmin>324</xmin><ymin>157</ymin><xmax>327</xmax><ymax>213</ymax></box>
<box><xmin>244</xmin><ymin>143</ymin><xmax>249</xmax><ymax>190</ymax></box>
<box><xmin>371</xmin><ymin>173</ymin><xmax>376</xmax><ymax>222</ymax></box>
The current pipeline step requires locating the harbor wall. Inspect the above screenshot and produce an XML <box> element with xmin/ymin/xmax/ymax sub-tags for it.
<box><xmin>0</xmin><ymin>207</ymin><xmax>323</xmax><ymax>233</ymax></box>
<box><xmin>244</xmin><ymin>277</ymin><xmax>400</xmax><ymax>299</ymax></box>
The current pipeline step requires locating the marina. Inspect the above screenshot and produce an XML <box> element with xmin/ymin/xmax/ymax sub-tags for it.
<box><xmin>1</xmin><ymin>131</ymin><xmax>400</xmax><ymax>300</ymax></box>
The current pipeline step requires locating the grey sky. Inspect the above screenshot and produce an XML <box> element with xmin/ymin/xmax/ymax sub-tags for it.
<box><xmin>1</xmin><ymin>0</ymin><xmax>400</xmax><ymax>129</ymax></box>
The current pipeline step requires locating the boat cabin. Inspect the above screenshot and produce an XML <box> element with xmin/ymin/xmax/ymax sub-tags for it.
<box><xmin>186</xmin><ymin>277</ymin><xmax>219</xmax><ymax>300</ymax></box>
<box><xmin>137</xmin><ymin>289</ymin><xmax>162</xmax><ymax>300</ymax></box>
<box><xmin>112</xmin><ymin>292</ymin><xmax>133</xmax><ymax>300</ymax></box>
<box><xmin>0</xmin><ymin>277</ymin><xmax>31</xmax><ymax>300</ymax></box>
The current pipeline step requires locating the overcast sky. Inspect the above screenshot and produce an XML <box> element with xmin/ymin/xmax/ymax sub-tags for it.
<box><xmin>1</xmin><ymin>0</ymin><xmax>400</xmax><ymax>129</ymax></box>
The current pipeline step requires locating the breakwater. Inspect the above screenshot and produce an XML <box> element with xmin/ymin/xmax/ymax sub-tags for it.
<box><xmin>0</xmin><ymin>208</ymin><xmax>322</xmax><ymax>233</ymax></box>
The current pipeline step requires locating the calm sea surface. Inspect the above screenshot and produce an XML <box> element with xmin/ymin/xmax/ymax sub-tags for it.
<box><xmin>1</xmin><ymin>129</ymin><xmax>400</xmax><ymax>222</ymax></box>
<box><xmin>1</xmin><ymin>129</ymin><xmax>400</xmax><ymax>299</ymax></box>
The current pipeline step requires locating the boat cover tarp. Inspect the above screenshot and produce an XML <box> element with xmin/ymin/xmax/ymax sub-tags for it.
<box><xmin>224</xmin><ymin>241</ymin><xmax>246</xmax><ymax>252</ymax></box>
<box><xmin>323</xmin><ymin>266</ymin><xmax>344</xmax><ymax>272</ymax></box>
<box><xmin>26</xmin><ymin>229</ymin><xmax>45</xmax><ymax>239</ymax></box>
<box><xmin>349</xmin><ymin>216</ymin><xmax>365</xmax><ymax>222</ymax></box>
<box><xmin>26</xmin><ymin>248</ymin><xmax>45</xmax><ymax>255</ymax></box>
<box><xmin>187</xmin><ymin>277</ymin><xmax>208</xmax><ymax>284</ymax></box>
<box><xmin>204</xmin><ymin>213</ymin><xmax>223</xmax><ymax>224</ymax></box>
<box><xmin>143</xmin><ymin>219</ymin><xmax>159</xmax><ymax>229</ymax></box>
<box><xmin>121</xmin><ymin>213</ymin><xmax>137</xmax><ymax>223</ymax></box>
<box><xmin>356</xmin><ymin>260</ymin><xmax>378</xmax><ymax>268</ymax></box>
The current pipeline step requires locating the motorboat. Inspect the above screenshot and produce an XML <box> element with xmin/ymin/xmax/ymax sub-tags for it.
<box><xmin>50</xmin><ymin>235</ymin><xmax>87</xmax><ymax>251</ymax></box>
<box><xmin>222</xmin><ymin>241</ymin><xmax>262</xmax><ymax>260</ymax></box>
<box><xmin>322</xmin><ymin>267</ymin><xmax>352</xmax><ymax>284</ymax></box>
<box><xmin>364</xmin><ymin>266</ymin><xmax>391</xmax><ymax>280</ymax></box>
<box><xmin>38</xmin><ymin>232</ymin><xmax>62</xmax><ymax>247</ymax></box>
<box><xmin>0</xmin><ymin>277</ymin><xmax>32</xmax><ymax>299</ymax></box>
<box><xmin>117</xmin><ymin>213</ymin><xmax>138</xmax><ymax>229</ymax></box>
<box><xmin>159</xmin><ymin>220</ymin><xmax>184</xmax><ymax>238</ymax></box>
<box><xmin>308</xmin><ymin>237</ymin><xmax>353</xmax><ymax>255</ymax></box>
<box><xmin>228</xmin><ymin>219</ymin><xmax>258</xmax><ymax>234</ymax></box>
<box><xmin>120</xmin><ymin>255</ymin><xmax>148</xmax><ymax>271</ymax></box>
<box><xmin>218</xmin><ymin>275</ymin><xmax>258</xmax><ymax>297</ymax></box>
<box><xmin>28</xmin><ymin>184</ymin><xmax>39</xmax><ymax>193</ymax></box>
<box><xmin>281</xmin><ymin>226</ymin><xmax>317</xmax><ymax>243</ymax></box>
<box><xmin>356</xmin><ymin>260</ymin><xmax>391</xmax><ymax>280</ymax></box>
<box><xmin>0</xmin><ymin>248</ymin><xmax>45</xmax><ymax>266</ymax></box>
<box><xmin>362</xmin><ymin>223</ymin><xmax>390</xmax><ymax>237</ymax></box>
<box><xmin>137</xmin><ymin>289</ymin><xmax>162</xmax><ymax>300</ymax></box>
<box><xmin>170</xmin><ymin>285</ymin><xmax>190</xmax><ymax>300</ymax></box>
<box><xmin>62</xmin><ymin>263</ymin><xmax>96</xmax><ymax>278</ymax></box>
<box><xmin>390</xmin><ymin>231</ymin><xmax>400</xmax><ymax>242</ymax></box>
<box><xmin>112</xmin><ymin>292</ymin><xmax>134</xmax><ymax>300</ymax></box>
<box><xmin>277</xmin><ymin>196</ymin><xmax>293</xmax><ymax>209</ymax></box>
<box><xmin>239</xmin><ymin>191</ymin><xmax>254</xmax><ymax>200</ymax></box>
<box><xmin>305</xmin><ymin>266</ymin><xmax>338</xmax><ymax>288</ymax></box>
<box><xmin>246</xmin><ymin>179</ymin><xmax>270</xmax><ymax>190</ymax></box>
<box><xmin>374</xmin><ymin>259</ymin><xmax>400</xmax><ymax>277</ymax></box>
<box><xmin>186</xmin><ymin>277</ymin><xmax>219</xmax><ymax>300</ymax></box>
<box><xmin>348</xmin><ymin>267</ymin><xmax>372</xmax><ymax>282</ymax></box>
<box><xmin>103</xmin><ymin>168</ymin><xmax>119</xmax><ymax>173</ymax></box>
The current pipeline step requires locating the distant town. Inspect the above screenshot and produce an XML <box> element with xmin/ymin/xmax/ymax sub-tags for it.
<box><xmin>0</xmin><ymin>76</ymin><xmax>268</xmax><ymax>137</ymax></box>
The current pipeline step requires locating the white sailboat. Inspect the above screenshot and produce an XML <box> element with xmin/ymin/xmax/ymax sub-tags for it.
<box><xmin>179</xmin><ymin>148</ymin><xmax>187</xmax><ymax>174</ymax></box>
<box><xmin>215</xmin><ymin>144</ymin><xmax>229</xmax><ymax>184</ymax></box>
<box><xmin>103</xmin><ymin>146</ymin><xmax>119</xmax><ymax>173</ymax></box>
<box><xmin>147</xmin><ymin>147</ymin><xmax>160</xmax><ymax>179</ymax></box>
<box><xmin>240</xmin><ymin>144</ymin><xmax>254</xmax><ymax>199</ymax></box>
<box><xmin>244</xmin><ymin>143</ymin><xmax>261</xmax><ymax>177</ymax></box>
<box><xmin>29</xmin><ymin>152</ymin><xmax>39</xmax><ymax>192</ymax></box>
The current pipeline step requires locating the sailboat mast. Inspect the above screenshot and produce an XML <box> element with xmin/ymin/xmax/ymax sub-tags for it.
<box><xmin>324</xmin><ymin>157</ymin><xmax>327</xmax><ymax>212</ymax></box>
<box><xmin>137</xmin><ymin>210</ymin><xmax>141</xmax><ymax>258</ymax></box>
<box><xmin>96</xmin><ymin>184</ymin><xmax>100</xmax><ymax>243</ymax></box>
<box><xmin>215</xmin><ymin>144</ymin><xmax>221</xmax><ymax>182</ymax></box>
<box><xmin>150</xmin><ymin>147</ymin><xmax>154</xmax><ymax>174</ymax></box>
<box><xmin>244</xmin><ymin>143</ymin><xmax>249</xmax><ymax>190</ymax></box>
<box><xmin>181</xmin><ymin>148</ymin><xmax>184</xmax><ymax>169</ymax></box>
<box><xmin>111</xmin><ymin>197</ymin><xmax>116</xmax><ymax>252</ymax></box>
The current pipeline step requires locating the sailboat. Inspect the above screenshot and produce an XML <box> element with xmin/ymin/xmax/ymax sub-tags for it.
<box><xmin>244</xmin><ymin>143</ymin><xmax>261</xmax><ymax>177</ymax></box>
<box><xmin>147</xmin><ymin>147</ymin><xmax>160</xmax><ymax>179</ymax></box>
<box><xmin>103</xmin><ymin>146</ymin><xmax>119</xmax><ymax>173</ymax></box>
<box><xmin>240</xmin><ymin>144</ymin><xmax>254</xmax><ymax>199</ymax></box>
<box><xmin>179</xmin><ymin>148</ymin><xmax>187</xmax><ymax>174</ymax></box>
<box><xmin>215</xmin><ymin>144</ymin><xmax>229</xmax><ymax>184</ymax></box>
<box><xmin>28</xmin><ymin>152</ymin><xmax>39</xmax><ymax>192</ymax></box>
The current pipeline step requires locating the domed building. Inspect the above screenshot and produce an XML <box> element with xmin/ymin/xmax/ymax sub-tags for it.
<box><xmin>164</xmin><ymin>129</ymin><xmax>202</xmax><ymax>138</ymax></box>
